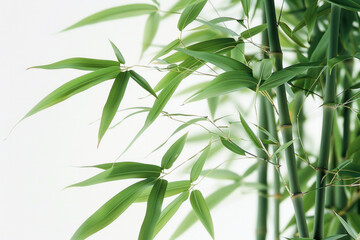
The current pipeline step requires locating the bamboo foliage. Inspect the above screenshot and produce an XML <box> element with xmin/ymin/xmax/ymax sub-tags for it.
<box><xmin>23</xmin><ymin>0</ymin><xmax>360</xmax><ymax>239</ymax></box>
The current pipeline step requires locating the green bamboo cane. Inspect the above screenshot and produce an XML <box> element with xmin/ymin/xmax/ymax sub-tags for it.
<box><xmin>256</xmin><ymin>95</ymin><xmax>269</xmax><ymax>240</ymax></box>
<box><xmin>265</xmin><ymin>98</ymin><xmax>281</xmax><ymax>240</ymax></box>
<box><xmin>313</xmin><ymin>4</ymin><xmax>341</xmax><ymax>239</ymax></box>
<box><xmin>263</xmin><ymin>0</ymin><xmax>309</xmax><ymax>237</ymax></box>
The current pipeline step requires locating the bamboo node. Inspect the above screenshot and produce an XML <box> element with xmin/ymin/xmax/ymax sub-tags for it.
<box><xmin>315</xmin><ymin>167</ymin><xmax>327</xmax><ymax>172</ymax></box>
<box><xmin>279</xmin><ymin>124</ymin><xmax>292</xmax><ymax>130</ymax></box>
<box><xmin>290</xmin><ymin>192</ymin><xmax>304</xmax><ymax>199</ymax></box>
<box><xmin>269</xmin><ymin>52</ymin><xmax>283</xmax><ymax>56</ymax></box>
<box><xmin>273</xmin><ymin>193</ymin><xmax>282</xmax><ymax>199</ymax></box>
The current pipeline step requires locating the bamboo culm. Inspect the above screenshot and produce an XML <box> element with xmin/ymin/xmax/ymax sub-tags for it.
<box><xmin>313</xmin><ymin>4</ymin><xmax>341</xmax><ymax>239</ymax></box>
<box><xmin>263</xmin><ymin>0</ymin><xmax>309</xmax><ymax>237</ymax></box>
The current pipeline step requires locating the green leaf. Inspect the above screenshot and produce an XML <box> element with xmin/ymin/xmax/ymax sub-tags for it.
<box><xmin>240</xmin><ymin>24</ymin><xmax>267</xmax><ymax>39</ymax></box>
<box><xmin>171</xmin><ymin>184</ymin><xmax>237</xmax><ymax>239</ymax></box>
<box><xmin>220</xmin><ymin>137</ymin><xmax>245</xmax><ymax>155</ymax></box>
<box><xmin>195</xmin><ymin>19</ymin><xmax>238</xmax><ymax>36</ymax></box>
<box><xmin>328</xmin><ymin>55</ymin><xmax>354</xmax><ymax>73</ymax></box>
<box><xmin>161</xmin><ymin>133</ymin><xmax>188</xmax><ymax>169</ymax></box>
<box><xmin>201</xmin><ymin>169</ymin><xmax>241</xmax><ymax>181</ymax></box>
<box><xmin>303</xmin><ymin>1</ymin><xmax>317</xmax><ymax>40</ymax></box>
<box><xmin>176</xmin><ymin>48</ymin><xmax>251</xmax><ymax>72</ymax></box>
<box><xmin>324</xmin><ymin>0</ymin><xmax>360</xmax><ymax>11</ymax></box>
<box><xmin>208</xmin><ymin>97</ymin><xmax>218</xmax><ymax>119</ymax></box>
<box><xmin>239</xmin><ymin>114</ymin><xmax>262</xmax><ymax>149</ymax></box>
<box><xmin>272</xmin><ymin>140</ymin><xmax>294</xmax><ymax>159</ymax></box>
<box><xmin>334</xmin><ymin>211</ymin><xmax>357</xmax><ymax>239</ymax></box>
<box><xmin>151</xmin><ymin>39</ymin><xmax>181</xmax><ymax>62</ymax></box>
<box><xmin>68</xmin><ymin>162</ymin><xmax>161</xmax><ymax>188</ymax></box>
<box><xmin>188</xmin><ymin>71</ymin><xmax>257</xmax><ymax>101</ymax></box>
<box><xmin>129</xmin><ymin>70</ymin><xmax>157</xmax><ymax>98</ymax></box>
<box><xmin>64</xmin><ymin>4</ymin><xmax>158</xmax><ymax>31</ymax></box>
<box><xmin>23</xmin><ymin>66</ymin><xmax>121</xmax><ymax>119</ymax></box>
<box><xmin>71</xmin><ymin>178</ymin><xmax>154</xmax><ymax>240</ymax></box>
<box><xmin>190</xmin><ymin>142</ymin><xmax>211</xmax><ymax>182</ymax></box>
<box><xmin>136</xmin><ymin>180</ymin><xmax>191</xmax><ymax>202</ymax></box>
<box><xmin>240</xmin><ymin>0</ymin><xmax>251</xmax><ymax>17</ymax></box>
<box><xmin>252</xmin><ymin>59</ymin><xmax>272</xmax><ymax>80</ymax></box>
<box><xmin>109</xmin><ymin>41</ymin><xmax>125</xmax><ymax>64</ymax></box>
<box><xmin>142</xmin><ymin>12</ymin><xmax>160</xmax><ymax>55</ymax></box>
<box><xmin>139</xmin><ymin>179</ymin><xmax>168</xmax><ymax>240</ymax></box>
<box><xmin>98</xmin><ymin>72</ymin><xmax>130</xmax><ymax>145</ymax></box>
<box><xmin>190</xmin><ymin>190</ymin><xmax>215</xmax><ymax>239</ymax></box>
<box><xmin>346</xmin><ymin>136</ymin><xmax>360</xmax><ymax>158</ymax></box>
<box><xmin>177</xmin><ymin>0</ymin><xmax>207</xmax><ymax>31</ymax></box>
<box><xmin>29</xmin><ymin>58</ymin><xmax>119</xmax><ymax>71</ymax></box>
<box><xmin>153</xmin><ymin>191</ymin><xmax>189</xmax><ymax>237</ymax></box>
<box><xmin>323</xmin><ymin>235</ymin><xmax>349</xmax><ymax>240</ymax></box>
<box><xmin>279</xmin><ymin>21</ymin><xmax>306</xmax><ymax>48</ymax></box>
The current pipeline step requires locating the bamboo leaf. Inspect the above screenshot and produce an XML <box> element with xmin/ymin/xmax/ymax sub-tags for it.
<box><xmin>71</xmin><ymin>178</ymin><xmax>154</xmax><ymax>240</ymax></box>
<box><xmin>142</xmin><ymin>12</ymin><xmax>160</xmax><ymax>55</ymax></box>
<box><xmin>190</xmin><ymin>190</ymin><xmax>215</xmax><ymax>239</ymax></box>
<box><xmin>171</xmin><ymin>184</ymin><xmax>238</xmax><ymax>239</ymax></box>
<box><xmin>177</xmin><ymin>0</ymin><xmax>207</xmax><ymax>31</ymax></box>
<box><xmin>323</xmin><ymin>235</ymin><xmax>349</xmax><ymax>240</ymax></box>
<box><xmin>151</xmin><ymin>39</ymin><xmax>181</xmax><ymax>62</ymax></box>
<box><xmin>195</xmin><ymin>19</ymin><xmax>238</xmax><ymax>36</ymax></box>
<box><xmin>324</xmin><ymin>0</ymin><xmax>360</xmax><ymax>11</ymax></box>
<box><xmin>220</xmin><ymin>137</ymin><xmax>245</xmax><ymax>155</ymax></box>
<box><xmin>153</xmin><ymin>191</ymin><xmax>189</xmax><ymax>237</ymax></box>
<box><xmin>161</xmin><ymin>133</ymin><xmax>188</xmax><ymax>169</ymax></box>
<box><xmin>240</xmin><ymin>24</ymin><xmax>267</xmax><ymax>39</ymax></box>
<box><xmin>328</xmin><ymin>55</ymin><xmax>354</xmax><ymax>72</ymax></box>
<box><xmin>190</xmin><ymin>142</ymin><xmax>211</xmax><ymax>182</ymax></box>
<box><xmin>272</xmin><ymin>140</ymin><xmax>294</xmax><ymax>159</ymax></box>
<box><xmin>252</xmin><ymin>59</ymin><xmax>272</xmax><ymax>80</ymax></box>
<box><xmin>139</xmin><ymin>179</ymin><xmax>167</xmax><ymax>240</ymax></box>
<box><xmin>279</xmin><ymin>21</ymin><xmax>306</xmax><ymax>48</ymax></box>
<box><xmin>64</xmin><ymin>4</ymin><xmax>158</xmax><ymax>31</ymax></box>
<box><xmin>129</xmin><ymin>70</ymin><xmax>157</xmax><ymax>98</ymax></box>
<box><xmin>109</xmin><ymin>41</ymin><xmax>125</xmax><ymax>64</ymax></box>
<box><xmin>68</xmin><ymin>162</ymin><xmax>162</xmax><ymax>188</ymax></box>
<box><xmin>201</xmin><ymin>169</ymin><xmax>241</xmax><ymax>181</ymax></box>
<box><xmin>136</xmin><ymin>180</ymin><xmax>191</xmax><ymax>202</ymax></box>
<box><xmin>29</xmin><ymin>58</ymin><xmax>119</xmax><ymax>71</ymax></box>
<box><xmin>239</xmin><ymin>114</ymin><xmax>262</xmax><ymax>149</ymax></box>
<box><xmin>188</xmin><ymin>71</ymin><xmax>257</xmax><ymax>102</ymax></box>
<box><xmin>240</xmin><ymin>0</ymin><xmax>251</xmax><ymax>17</ymax></box>
<box><xmin>98</xmin><ymin>72</ymin><xmax>130</xmax><ymax>145</ymax></box>
<box><xmin>334</xmin><ymin>211</ymin><xmax>357</xmax><ymax>239</ymax></box>
<box><xmin>176</xmin><ymin>48</ymin><xmax>251</xmax><ymax>72</ymax></box>
<box><xmin>23</xmin><ymin>66</ymin><xmax>121</xmax><ymax>119</ymax></box>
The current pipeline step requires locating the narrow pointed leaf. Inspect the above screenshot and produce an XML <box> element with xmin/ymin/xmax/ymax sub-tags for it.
<box><xmin>177</xmin><ymin>0</ymin><xmax>207</xmax><ymax>31</ymax></box>
<box><xmin>279</xmin><ymin>21</ymin><xmax>306</xmax><ymax>48</ymax></box>
<box><xmin>176</xmin><ymin>48</ymin><xmax>251</xmax><ymax>72</ymax></box>
<box><xmin>190</xmin><ymin>142</ymin><xmax>211</xmax><ymax>182</ymax></box>
<box><xmin>98</xmin><ymin>72</ymin><xmax>130</xmax><ymax>145</ymax></box>
<box><xmin>136</xmin><ymin>180</ymin><xmax>191</xmax><ymax>203</ymax></box>
<box><xmin>324</xmin><ymin>0</ymin><xmax>360</xmax><ymax>11</ymax></box>
<box><xmin>142</xmin><ymin>12</ymin><xmax>160</xmax><ymax>54</ymax></box>
<box><xmin>161</xmin><ymin>133</ymin><xmax>188</xmax><ymax>169</ymax></box>
<box><xmin>334</xmin><ymin>211</ymin><xmax>357</xmax><ymax>239</ymax></box>
<box><xmin>201</xmin><ymin>169</ymin><xmax>241</xmax><ymax>181</ymax></box>
<box><xmin>171</xmin><ymin>183</ymin><xmax>238</xmax><ymax>239</ymax></box>
<box><xmin>139</xmin><ymin>179</ymin><xmax>168</xmax><ymax>240</ymax></box>
<box><xmin>71</xmin><ymin>178</ymin><xmax>154</xmax><ymax>240</ymax></box>
<box><xmin>239</xmin><ymin>114</ymin><xmax>262</xmax><ymax>149</ymax></box>
<box><xmin>272</xmin><ymin>140</ymin><xmax>294</xmax><ymax>159</ymax></box>
<box><xmin>151</xmin><ymin>39</ymin><xmax>181</xmax><ymax>62</ymax></box>
<box><xmin>323</xmin><ymin>235</ymin><xmax>349</xmax><ymax>240</ymax></box>
<box><xmin>68</xmin><ymin>162</ymin><xmax>161</xmax><ymax>188</ymax></box>
<box><xmin>64</xmin><ymin>4</ymin><xmax>158</xmax><ymax>31</ymax></box>
<box><xmin>240</xmin><ymin>0</ymin><xmax>251</xmax><ymax>17</ymax></box>
<box><xmin>24</xmin><ymin>66</ymin><xmax>121</xmax><ymax>119</ymax></box>
<box><xmin>240</xmin><ymin>24</ymin><xmax>267</xmax><ymax>39</ymax></box>
<box><xmin>220</xmin><ymin>137</ymin><xmax>245</xmax><ymax>155</ymax></box>
<box><xmin>30</xmin><ymin>58</ymin><xmax>119</xmax><ymax>71</ymax></box>
<box><xmin>109</xmin><ymin>41</ymin><xmax>125</xmax><ymax>64</ymax></box>
<box><xmin>129</xmin><ymin>70</ymin><xmax>157</xmax><ymax>98</ymax></box>
<box><xmin>153</xmin><ymin>191</ymin><xmax>189</xmax><ymax>237</ymax></box>
<box><xmin>190</xmin><ymin>190</ymin><xmax>215</xmax><ymax>239</ymax></box>
<box><xmin>195</xmin><ymin>19</ymin><xmax>238</xmax><ymax>36</ymax></box>
<box><xmin>189</xmin><ymin>71</ymin><xmax>257</xmax><ymax>102</ymax></box>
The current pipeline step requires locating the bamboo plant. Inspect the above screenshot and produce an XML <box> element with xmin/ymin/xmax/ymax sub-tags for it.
<box><xmin>22</xmin><ymin>0</ymin><xmax>360</xmax><ymax>239</ymax></box>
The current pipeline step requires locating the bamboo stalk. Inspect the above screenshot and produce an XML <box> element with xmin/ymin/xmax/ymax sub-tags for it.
<box><xmin>256</xmin><ymin>96</ymin><xmax>268</xmax><ymax>240</ymax></box>
<box><xmin>265</xmin><ymin>98</ymin><xmax>280</xmax><ymax>240</ymax></box>
<box><xmin>313</xmin><ymin>4</ymin><xmax>341</xmax><ymax>239</ymax></box>
<box><xmin>263</xmin><ymin>0</ymin><xmax>309</xmax><ymax>237</ymax></box>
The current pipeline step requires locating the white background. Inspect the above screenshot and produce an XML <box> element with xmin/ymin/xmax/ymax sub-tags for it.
<box><xmin>0</xmin><ymin>0</ymin><xmax>324</xmax><ymax>239</ymax></box>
